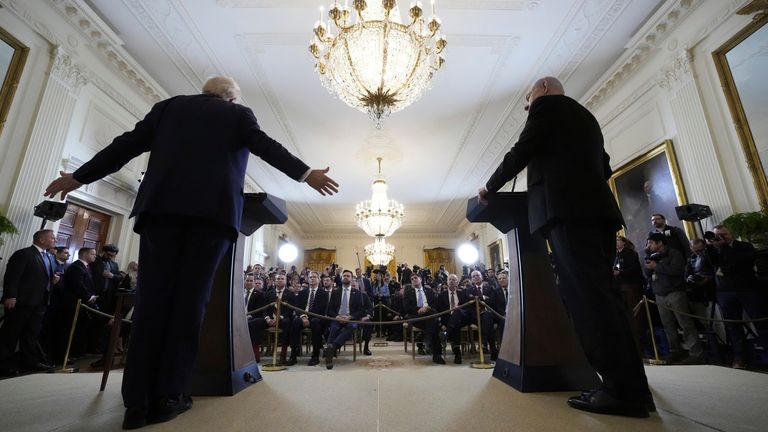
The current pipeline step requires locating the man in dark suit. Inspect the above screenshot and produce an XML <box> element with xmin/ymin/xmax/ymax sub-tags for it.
<box><xmin>324</xmin><ymin>270</ymin><xmax>369</xmax><ymax>369</ymax></box>
<box><xmin>466</xmin><ymin>270</ymin><xmax>498</xmax><ymax>360</ymax></box>
<box><xmin>479</xmin><ymin>77</ymin><xmax>651</xmax><ymax>418</ymax></box>
<box><xmin>44</xmin><ymin>76</ymin><xmax>339</xmax><ymax>430</ymax></box>
<box><xmin>355</xmin><ymin>267</ymin><xmax>373</xmax><ymax>298</ymax></box>
<box><xmin>708</xmin><ymin>225</ymin><xmax>766</xmax><ymax>369</ymax></box>
<box><xmin>264</xmin><ymin>273</ymin><xmax>297</xmax><ymax>365</ymax></box>
<box><xmin>290</xmin><ymin>271</ymin><xmax>329</xmax><ymax>366</ymax></box>
<box><xmin>244</xmin><ymin>275</ymin><xmax>267</xmax><ymax>362</ymax></box>
<box><xmin>649</xmin><ymin>214</ymin><xmax>690</xmax><ymax>259</ymax></box>
<box><xmin>60</xmin><ymin>247</ymin><xmax>100</xmax><ymax>360</ymax></box>
<box><xmin>402</xmin><ymin>274</ymin><xmax>444</xmax><ymax>364</ymax></box>
<box><xmin>435</xmin><ymin>274</ymin><xmax>471</xmax><ymax>364</ymax></box>
<box><xmin>0</xmin><ymin>230</ymin><xmax>59</xmax><ymax>374</ymax></box>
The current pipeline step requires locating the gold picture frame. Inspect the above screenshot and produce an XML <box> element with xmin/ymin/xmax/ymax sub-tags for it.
<box><xmin>609</xmin><ymin>140</ymin><xmax>694</xmax><ymax>251</ymax></box>
<box><xmin>713</xmin><ymin>14</ymin><xmax>768</xmax><ymax>209</ymax></box>
<box><xmin>0</xmin><ymin>26</ymin><xmax>29</xmax><ymax>140</ymax></box>
<box><xmin>487</xmin><ymin>239</ymin><xmax>503</xmax><ymax>273</ymax></box>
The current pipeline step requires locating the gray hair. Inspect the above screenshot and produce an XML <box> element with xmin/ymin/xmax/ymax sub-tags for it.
<box><xmin>202</xmin><ymin>76</ymin><xmax>241</xmax><ymax>101</ymax></box>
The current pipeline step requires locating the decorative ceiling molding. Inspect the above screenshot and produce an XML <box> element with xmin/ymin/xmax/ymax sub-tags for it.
<box><xmin>583</xmin><ymin>0</ymin><xmax>699</xmax><ymax>110</ymax></box>
<box><xmin>216</xmin><ymin>0</ymin><xmax>540</xmax><ymax>11</ymax></box>
<box><xmin>1</xmin><ymin>0</ymin><xmax>60</xmax><ymax>44</ymax></box>
<box><xmin>121</xmin><ymin>0</ymin><xmax>227</xmax><ymax>93</ymax></box>
<box><xmin>50</xmin><ymin>46</ymin><xmax>89</xmax><ymax>93</ymax></box>
<box><xmin>49</xmin><ymin>0</ymin><xmax>166</xmax><ymax>102</ymax></box>
<box><xmin>657</xmin><ymin>48</ymin><xmax>694</xmax><ymax>92</ymax></box>
<box><xmin>737</xmin><ymin>0</ymin><xmax>768</xmax><ymax>21</ymax></box>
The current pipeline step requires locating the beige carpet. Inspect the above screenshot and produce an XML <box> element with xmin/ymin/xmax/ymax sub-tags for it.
<box><xmin>0</xmin><ymin>344</ymin><xmax>765</xmax><ymax>432</ymax></box>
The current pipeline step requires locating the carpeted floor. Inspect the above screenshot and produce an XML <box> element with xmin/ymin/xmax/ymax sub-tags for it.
<box><xmin>0</xmin><ymin>342</ymin><xmax>766</xmax><ymax>432</ymax></box>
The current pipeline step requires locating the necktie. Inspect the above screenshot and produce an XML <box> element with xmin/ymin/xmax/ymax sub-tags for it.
<box><xmin>450</xmin><ymin>291</ymin><xmax>456</xmax><ymax>309</ymax></box>
<box><xmin>308</xmin><ymin>289</ymin><xmax>316</xmax><ymax>311</ymax></box>
<box><xmin>417</xmin><ymin>289</ymin><xmax>424</xmax><ymax>308</ymax></box>
<box><xmin>41</xmin><ymin>252</ymin><xmax>50</xmax><ymax>275</ymax></box>
<box><xmin>341</xmin><ymin>288</ymin><xmax>349</xmax><ymax>315</ymax></box>
<box><xmin>245</xmin><ymin>290</ymin><xmax>252</xmax><ymax>307</ymax></box>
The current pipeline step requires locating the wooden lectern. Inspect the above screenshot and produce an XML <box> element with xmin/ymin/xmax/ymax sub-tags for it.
<box><xmin>466</xmin><ymin>192</ymin><xmax>600</xmax><ymax>392</ymax></box>
<box><xmin>189</xmin><ymin>193</ymin><xmax>288</xmax><ymax>396</ymax></box>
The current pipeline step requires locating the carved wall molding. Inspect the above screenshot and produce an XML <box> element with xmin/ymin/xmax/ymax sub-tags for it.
<box><xmin>50</xmin><ymin>46</ymin><xmax>88</xmax><ymax>92</ymax></box>
<box><xmin>216</xmin><ymin>0</ymin><xmax>539</xmax><ymax>11</ymax></box>
<box><xmin>736</xmin><ymin>0</ymin><xmax>768</xmax><ymax>21</ymax></box>
<box><xmin>1</xmin><ymin>0</ymin><xmax>61</xmax><ymax>44</ymax></box>
<box><xmin>657</xmin><ymin>48</ymin><xmax>695</xmax><ymax>92</ymax></box>
<box><xmin>50</xmin><ymin>0</ymin><xmax>165</xmax><ymax>102</ymax></box>
<box><xmin>584</xmin><ymin>0</ymin><xmax>699</xmax><ymax>109</ymax></box>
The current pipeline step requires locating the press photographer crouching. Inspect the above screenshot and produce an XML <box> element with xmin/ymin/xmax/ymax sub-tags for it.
<box><xmin>645</xmin><ymin>232</ymin><xmax>704</xmax><ymax>364</ymax></box>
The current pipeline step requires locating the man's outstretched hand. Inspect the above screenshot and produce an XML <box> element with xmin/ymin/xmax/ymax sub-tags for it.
<box><xmin>306</xmin><ymin>167</ymin><xmax>339</xmax><ymax>196</ymax></box>
<box><xmin>44</xmin><ymin>171</ymin><xmax>83</xmax><ymax>200</ymax></box>
<box><xmin>477</xmin><ymin>187</ymin><xmax>489</xmax><ymax>204</ymax></box>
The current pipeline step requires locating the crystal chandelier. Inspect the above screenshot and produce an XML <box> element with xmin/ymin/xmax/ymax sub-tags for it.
<box><xmin>365</xmin><ymin>236</ymin><xmax>396</xmax><ymax>265</ymax></box>
<box><xmin>309</xmin><ymin>0</ymin><xmax>447</xmax><ymax>128</ymax></box>
<box><xmin>355</xmin><ymin>157</ymin><xmax>404</xmax><ymax>237</ymax></box>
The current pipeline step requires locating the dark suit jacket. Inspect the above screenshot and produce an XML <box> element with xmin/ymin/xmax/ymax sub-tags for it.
<box><xmin>485</xmin><ymin>95</ymin><xmax>623</xmax><ymax>234</ymax></box>
<box><xmin>325</xmin><ymin>287</ymin><xmax>367</xmax><ymax>320</ymax></box>
<box><xmin>402</xmin><ymin>285</ymin><xmax>438</xmax><ymax>316</ymax></box>
<box><xmin>245</xmin><ymin>289</ymin><xmax>267</xmax><ymax>319</ymax></box>
<box><xmin>72</xmin><ymin>93</ymin><xmax>310</xmax><ymax>239</ymax></box>
<box><xmin>1</xmin><ymin>246</ymin><xmax>54</xmax><ymax>306</ymax></box>
<box><xmin>264</xmin><ymin>288</ymin><xmax>297</xmax><ymax>320</ymax></box>
<box><xmin>294</xmin><ymin>287</ymin><xmax>329</xmax><ymax>317</ymax></box>
<box><xmin>62</xmin><ymin>260</ymin><xmax>97</xmax><ymax>306</ymax></box>
<box><xmin>709</xmin><ymin>241</ymin><xmax>757</xmax><ymax>292</ymax></box>
<box><xmin>435</xmin><ymin>289</ymin><xmax>469</xmax><ymax>326</ymax></box>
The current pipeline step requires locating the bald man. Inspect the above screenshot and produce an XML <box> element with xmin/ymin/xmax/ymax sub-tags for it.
<box><xmin>45</xmin><ymin>76</ymin><xmax>339</xmax><ymax>429</ymax></box>
<box><xmin>479</xmin><ymin>77</ymin><xmax>651</xmax><ymax>418</ymax></box>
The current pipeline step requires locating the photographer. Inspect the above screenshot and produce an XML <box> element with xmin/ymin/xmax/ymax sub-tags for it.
<box><xmin>645</xmin><ymin>233</ymin><xmax>703</xmax><ymax>364</ymax></box>
<box><xmin>685</xmin><ymin>239</ymin><xmax>716</xmax><ymax>329</ymax></box>
<box><xmin>614</xmin><ymin>236</ymin><xmax>644</xmax><ymax>344</ymax></box>
<box><xmin>706</xmin><ymin>225</ymin><xmax>766</xmax><ymax>369</ymax></box>
<box><xmin>649</xmin><ymin>214</ymin><xmax>691</xmax><ymax>259</ymax></box>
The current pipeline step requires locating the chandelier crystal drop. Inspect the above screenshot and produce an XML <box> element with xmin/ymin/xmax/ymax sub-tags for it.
<box><xmin>365</xmin><ymin>236</ymin><xmax>396</xmax><ymax>265</ymax></box>
<box><xmin>355</xmin><ymin>158</ymin><xmax>405</xmax><ymax>237</ymax></box>
<box><xmin>310</xmin><ymin>0</ymin><xmax>447</xmax><ymax>128</ymax></box>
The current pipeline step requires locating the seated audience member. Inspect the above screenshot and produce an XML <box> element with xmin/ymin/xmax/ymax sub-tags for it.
<box><xmin>646</xmin><ymin>233</ymin><xmax>703</xmax><ymax>364</ymax></box>
<box><xmin>403</xmin><ymin>274</ymin><xmax>444</xmax><ymax>364</ymax></box>
<box><xmin>245</xmin><ymin>275</ymin><xmax>267</xmax><ymax>362</ymax></box>
<box><xmin>436</xmin><ymin>274</ymin><xmax>471</xmax><ymax>363</ymax></box>
<box><xmin>707</xmin><ymin>225</ymin><xmax>767</xmax><ymax>369</ymax></box>
<box><xmin>324</xmin><ymin>270</ymin><xmax>370</xmax><ymax>369</ymax></box>
<box><xmin>466</xmin><ymin>270</ymin><xmax>497</xmax><ymax>360</ymax></box>
<box><xmin>614</xmin><ymin>236</ymin><xmax>645</xmax><ymax>343</ymax></box>
<box><xmin>355</xmin><ymin>279</ymin><xmax>375</xmax><ymax>356</ymax></box>
<box><xmin>264</xmin><ymin>273</ymin><xmax>297</xmax><ymax>365</ymax></box>
<box><xmin>290</xmin><ymin>271</ymin><xmax>329</xmax><ymax>366</ymax></box>
<box><xmin>490</xmin><ymin>271</ymin><xmax>509</xmax><ymax>347</ymax></box>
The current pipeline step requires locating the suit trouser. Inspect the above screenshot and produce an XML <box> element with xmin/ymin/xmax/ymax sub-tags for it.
<box><xmin>290</xmin><ymin>316</ymin><xmax>324</xmax><ymax>355</ymax></box>
<box><xmin>122</xmin><ymin>216</ymin><xmax>231</xmax><ymax>409</ymax></box>
<box><xmin>0</xmin><ymin>304</ymin><xmax>47</xmax><ymax>368</ymax></box>
<box><xmin>406</xmin><ymin>314</ymin><xmax>441</xmax><ymax>355</ymax></box>
<box><xmin>442</xmin><ymin>309</ymin><xmax>470</xmax><ymax>346</ymax></box>
<box><xmin>327</xmin><ymin>321</ymin><xmax>357</xmax><ymax>349</ymax></box>
<box><xmin>717</xmin><ymin>290</ymin><xmax>768</xmax><ymax>360</ymax></box>
<box><xmin>545</xmin><ymin>220</ymin><xmax>649</xmax><ymax>401</ymax></box>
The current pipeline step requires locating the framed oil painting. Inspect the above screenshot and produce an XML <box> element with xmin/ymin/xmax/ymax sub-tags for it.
<box><xmin>0</xmin><ymin>26</ymin><xmax>28</xmax><ymax>140</ymax></box>
<box><xmin>609</xmin><ymin>140</ymin><xmax>692</xmax><ymax>252</ymax></box>
<box><xmin>714</xmin><ymin>14</ymin><xmax>768</xmax><ymax>209</ymax></box>
<box><xmin>487</xmin><ymin>239</ymin><xmax>503</xmax><ymax>273</ymax></box>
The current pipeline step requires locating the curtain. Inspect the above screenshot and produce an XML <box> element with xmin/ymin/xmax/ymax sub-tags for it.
<box><xmin>303</xmin><ymin>248</ymin><xmax>336</xmax><ymax>272</ymax></box>
<box><xmin>422</xmin><ymin>248</ymin><xmax>456</xmax><ymax>275</ymax></box>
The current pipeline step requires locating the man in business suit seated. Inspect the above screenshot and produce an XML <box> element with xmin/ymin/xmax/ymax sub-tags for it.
<box><xmin>60</xmin><ymin>247</ymin><xmax>100</xmax><ymax>361</ymax></box>
<box><xmin>324</xmin><ymin>270</ymin><xmax>369</xmax><ymax>369</ymax></box>
<box><xmin>466</xmin><ymin>270</ymin><xmax>498</xmax><ymax>360</ymax></box>
<box><xmin>264</xmin><ymin>273</ymin><xmax>297</xmax><ymax>365</ymax></box>
<box><xmin>490</xmin><ymin>271</ymin><xmax>509</xmax><ymax>356</ymax></box>
<box><xmin>244</xmin><ymin>274</ymin><xmax>267</xmax><ymax>362</ymax></box>
<box><xmin>44</xmin><ymin>76</ymin><xmax>339</xmax><ymax>429</ymax></box>
<box><xmin>356</xmin><ymin>278</ymin><xmax>375</xmax><ymax>356</ymax></box>
<box><xmin>436</xmin><ymin>274</ymin><xmax>471</xmax><ymax>364</ymax></box>
<box><xmin>0</xmin><ymin>230</ymin><xmax>60</xmax><ymax>375</ymax></box>
<box><xmin>479</xmin><ymin>76</ymin><xmax>651</xmax><ymax>417</ymax></box>
<box><xmin>403</xmin><ymin>274</ymin><xmax>445</xmax><ymax>364</ymax></box>
<box><xmin>291</xmin><ymin>271</ymin><xmax>329</xmax><ymax>366</ymax></box>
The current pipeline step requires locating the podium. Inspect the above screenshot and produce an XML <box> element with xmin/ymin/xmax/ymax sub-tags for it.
<box><xmin>189</xmin><ymin>193</ymin><xmax>288</xmax><ymax>396</ymax></box>
<box><xmin>466</xmin><ymin>192</ymin><xmax>600</xmax><ymax>392</ymax></box>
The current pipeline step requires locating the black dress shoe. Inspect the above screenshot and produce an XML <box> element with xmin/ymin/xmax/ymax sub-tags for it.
<box><xmin>578</xmin><ymin>389</ymin><xmax>656</xmax><ymax>413</ymax></box>
<box><xmin>417</xmin><ymin>345</ymin><xmax>426</xmax><ymax>356</ymax></box>
<box><xmin>363</xmin><ymin>349</ymin><xmax>372</xmax><ymax>356</ymax></box>
<box><xmin>286</xmin><ymin>357</ymin><xmax>297</xmax><ymax>366</ymax></box>
<box><xmin>567</xmin><ymin>390</ymin><xmax>649</xmax><ymax>418</ymax></box>
<box><xmin>28</xmin><ymin>362</ymin><xmax>54</xmax><ymax>372</ymax></box>
<box><xmin>324</xmin><ymin>344</ymin><xmax>335</xmax><ymax>370</ymax></box>
<box><xmin>122</xmin><ymin>407</ymin><xmax>147</xmax><ymax>430</ymax></box>
<box><xmin>308</xmin><ymin>357</ymin><xmax>320</xmax><ymax>366</ymax></box>
<box><xmin>433</xmin><ymin>356</ymin><xmax>446</xmax><ymax>365</ymax></box>
<box><xmin>0</xmin><ymin>367</ymin><xmax>19</xmax><ymax>377</ymax></box>
<box><xmin>454</xmin><ymin>354</ymin><xmax>462</xmax><ymax>364</ymax></box>
<box><xmin>147</xmin><ymin>395</ymin><xmax>193</xmax><ymax>424</ymax></box>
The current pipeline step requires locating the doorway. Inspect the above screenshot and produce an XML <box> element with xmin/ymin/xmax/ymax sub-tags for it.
<box><xmin>56</xmin><ymin>202</ymin><xmax>112</xmax><ymax>255</ymax></box>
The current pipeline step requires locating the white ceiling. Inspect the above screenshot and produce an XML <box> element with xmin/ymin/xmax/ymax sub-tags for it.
<box><xmin>84</xmin><ymin>0</ymin><xmax>664</xmax><ymax>235</ymax></box>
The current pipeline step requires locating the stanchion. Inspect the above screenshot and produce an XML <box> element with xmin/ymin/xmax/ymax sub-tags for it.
<box><xmin>470</xmin><ymin>297</ymin><xmax>494</xmax><ymax>369</ymax></box>
<box><xmin>373</xmin><ymin>302</ymin><xmax>388</xmax><ymax>347</ymax></box>
<box><xmin>55</xmin><ymin>299</ymin><xmax>81</xmax><ymax>373</ymax></box>
<box><xmin>262</xmin><ymin>298</ymin><xmax>286</xmax><ymax>371</ymax></box>
<box><xmin>642</xmin><ymin>295</ymin><xmax>664</xmax><ymax>365</ymax></box>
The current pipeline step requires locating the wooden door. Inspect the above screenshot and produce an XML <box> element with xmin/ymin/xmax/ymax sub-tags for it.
<box><xmin>56</xmin><ymin>203</ymin><xmax>111</xmax><ymax>256</ymax></box>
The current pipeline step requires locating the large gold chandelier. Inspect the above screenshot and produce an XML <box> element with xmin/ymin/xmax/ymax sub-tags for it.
<box><xmin>309</xmin><ymin>0</ymin><xmax>447</xmax><ymax>127</ymax></box>
<box><xmin>355</xmin><ymin>157</ymin><xmax>404</xmax><ymax>237</ymax></box>
<box><xmin>365</xmin><ymin>236</ymin><xmax>396</xmax><ymax>265</ymax></box>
